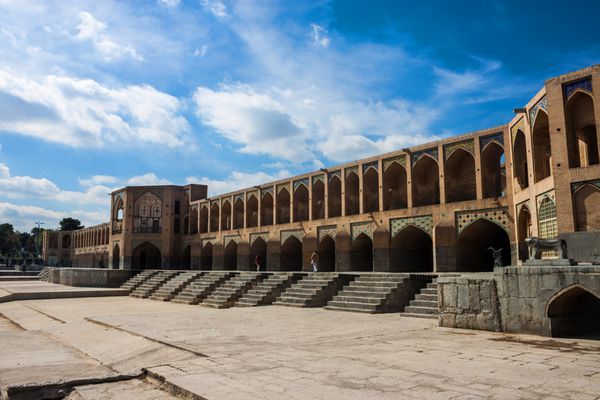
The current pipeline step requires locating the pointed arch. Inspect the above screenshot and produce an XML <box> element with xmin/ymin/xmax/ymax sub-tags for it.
<box><xmin>293</xmin><ymin>184</ymin><xmax>309</xmax><ymax>222</ymax></box>
<box><xmin>221</xmin><ymin>200</ymin><xmax>232</xmax><ymax>231</ymax></box>
<box><xmin>532</xmin><ymin>110</ymin><xmax>552</xmax><ymax>182</ymax></box>
<box><xmin>482</xmin><ymin>142</ymin><xmax>505</xmax><ymax>198</ymax></box>
<box><xmin>190</xmin><ymin>208</ymin><xmax>198</xmax><ymax>234</ymax></box>
<box><xmin>350</xmin><ymin>233</ymin><xmax>373</xmax><ymax>272</ymax></box>
<box><xmin>181</xmin><ymin>245</ymin><xmax>191</xmax><ymax>269</ymax></box>
<box><xmin>512</xmin><ymin>129</ymin><xmax>529</xmax><ymax>191</ymax></box>
<box><xmin>317</xmin><ymin>235</ymin><xmax>335</xmax><ymax>272</ymax></box>
<box><xmin>199</xmin><ymin>205</ymin><xmax>208</xmax><ymax>234</ymax></box>
<box><xmin>445</xmin><ymin>148</ymin><xmax>476</xmax><ymax>202</ymax></box>
<box><xmin>390</xmin><ymin>225</ymin><xmax>433</xmax><ymax>272</ymax></box>
<box><xmin>383</xmin><ymin>162</ymin><xmax>407</xmax><ymax>210</ymax></box>
<box><xmin>517</xmin><ymin>204</ymin><xmax>532</xmax><ymax>261</ymax></box>
<box><xmin>210</xmin><ymin>203</ymin><xmax>219</xmax><ymax>232</ymax></box>
<box><xmin>328</xmin><ymin>175</ymin><xmax>342</xmax><ymax>218</ymax></box>
<box><xmin>546</xmin><ymin>284</ymin><xmax>600</xmax><ymax>338</ymax></box>
<box><xmin>276</xmin><ymin>187</ymin><xmax>290</xmax><ymax>224</ymax></box>
<box><xmin>261</xmin><ymin>192</ymin><xmax>274</xmax><ymax>226</ymax></box>
<box><xmin>538</xmin><ymin>196</ymin><xmax>558</xmax><ymax>239</ymax></box>
<box><xmin>134</xmin><ymin>192</ymin><xmax>162</xmax><ymax>233</ymax></box>
<box><xmin>566</xmin><ymin>91</ymin><xmax>599</xmax><ymax>168</ymax></box>
<box><xmin>223</xmin><ymin>240</ymin><xmax>238</xmax><ymax>270</ymax></box>
<box><xmin>574</xmin><ymin>184</ymin><xmax>600</xmax><ymax>231</ymax></box>
<box><xmin>312</xmin><ymin>179</ymin><xmax>325</xmax><ymax>220</ymax></box>
<box><xmin>246</xmin><ymin>194</ymin><xmax>258</xmax><ymax>228</ymax></box>
<box><xmin>201</xmin><ymin>242</ymin><xmax>213</xmax><ymax>270</ymax></box>
<box><xmin>112</xmin><ymin>243</ymin><xmax>120</xmax><ymax>269</ymax></box>
<box><xmin>131</xmin><ymin>242</ymin><xmax>161</xmax><ymax>269</ymax></box>
<box><xmin>363</xmin><ymin>167</ymin><xmax>379</xmax><ymax>213</ymax></box>
<box><xmin>456</xmin><ymin>219</ymin><xmax>510</xmax><ymax>272</ymax></box>
<box><xmin>250</xmin><ymin>237</ymin><xmax>267</xmax><ymax>271</ymax></box>
<box><xmin>233</xmin><ymin>197</ymin><xmax>244</xmax><ymax>229</ymax></box>
<box><xmin>280</xmin><ymin>236</ymin><xmax>302</xmax><ymax>271</ymax></box>
<box><xmin>345</xmin><ymin>171</ymin><xmax>359</xmax><ymax>215</ymax></box>
<box><xmin>412</xmin><ymin>155</ymin><xmax>440</xmax><ymax>207</ymax></box>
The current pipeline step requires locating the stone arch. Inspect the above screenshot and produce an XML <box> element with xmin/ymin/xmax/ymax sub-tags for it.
<box><xmin>280</xmin><ymin>236</ymin><xmax>302</xmax><ymax>271</ymax></box>
<box><xmin>456</xmin><ymin>219</ymin><xmax>510</xmax><ymax>272</ymax></box>
<box><xmin>223</xmin><ymin>240</ymin><xmax>238</xmax><ymax>270</ymax></box>
<box><xmin>363</xmin><ymin>167</ymin><xmax>379</xmax><ymax>213</ymax></box>
<box><xmin>134</xmin><ymin>192</ymin><xmax>162</xmax><ymax>234</ymax></box>
<box><xmin>261</xmin><ymin>192</ymin><xmax>274</xmax><ymax>226</ymax></box>
<box><xmin>312</xmin><ymin>179</ymin><xmax>325</xmax><ymax>220</ymax></box>
<box><xmin>445</xmin><ymin>148</ymin><xmax>476</xmax><ymax>203</ymax></box>
<box><xmin>566</xmin><ymin>91</ymin><xmax>599</xmax><ymax>168</ymax></box>
<box><xmin>383</xmin><ymin>162</ymin><xmax>407</xmax><ymax>210</ymax></box>
<box><xmin>317</xmin><ymin>235</ymin><xmax>335</xmax><ymax>272</ymax></box>
<box><xmin>517</xmin><ymin>205</ymin><xmax>532</xmax><ymax>261</ymax></box>
<box><xmin>345</xmin><ymin>171</ymin><xmax>359</xmax><ymax>215</ymax></box>
<box><xmin>293</xmin><ymin>183</ymin><xmax>309</xmax><ymax>222</ymax></box>
<box><xmin>350</xmin><ymin>233</ymin><xmax>373</xmax><ymax>272</ymax></box>
<box><xmin>190</xmin><ymin>208</ymin><xmax>198</xmax><ymax>234</ymax></box>
<box><xmin>412</xmin><ymin>155</ymin><xmax>440</xmax><ymax>207</ymax></box>
<box><xmin>276</xmin><ymin>188</ymin><xmax>290</xmax><ymax>224</ymax></box>
<box><xmin>221</xmin><ymin>200</ymin><xmax>231</xmax><ymax>231</ymax></box>
<box><xmin>246</xmin><ymin>194</ymin><xmax>258</xmax><ymax>228</ymax></box>
<box><xmin>574</xmin><ymin>184</ymin><xmax>600</xmax><ymax>232</ymax></box>
<box><xmin>181</xmin><ymin>245</ymin><xmax>191</xmax><ymax>269</ymax></box>
<box><xmin>210</xmin><ymin>203</ymin><xmax>219</xmax><ymax>232</ymax></box>
<box><xmin>199</xmin><ymin>206</ymin><xmax>208</xmax><ymax>234</ymax></box>
<box><xmin>131</xmin><ymin>242</ymin><xmax>161</xmax><ymax>269</ymax></box>
<box><xmin>512</xmin><ymin>130</ymin><xmax>529</xmax><ymax>191</ymax></box>
<box><xmin>112</xmin><ymin>243</ymin><xmax>120</xmax><ymax>269</ymax></box>
<box><xmin>233</xmin><ymin>198</ymin><xmax>244</xmax><ymax>229</ymax></box>
<box><xmin>546</xmin><ymin>284</ymin><xmax>600</xmax><ymax>338</ymax></box>
<box><xmin>482</xmin><ymin>142</ymin><xmax>505</xmax><ymax>198</ymax></box>
<box><xmin>532</xmin><ymin>110</ymin><xmax>552</xmax><ymax>182</ymax></box>
<box><xmin>328</xmin><ymin>175</ymin><xmax>342</xmax><ymax>218</ymax></box>
<box><xmin>250</xmin><ymin>237</ymin><xmax>267</xmax><ymax>271</ymax></box>
<box><xmin>389</xmin><ymin>226</ymin><xmax>433</xmax><ymax>272</ymax></box>
<box><xmin>201</xmin><ymin>242</ymin><xmax>213</xmax><ymax>270</ymax></box>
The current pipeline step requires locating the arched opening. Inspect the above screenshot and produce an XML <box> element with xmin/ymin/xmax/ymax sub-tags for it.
<box><xmin>233</xmin><ymin>198</ymin><xmax>244</xmax><ymax>229</ymax></box>
<box><xmin>512</xmin><ymin>130</ymin><xmax>529</xmax><ymax>191</ymax></box>
<box><xmin>250</xmin><ymin>237</ymin><xmax>267</xmax><ymax>271</ymax></box>
<box><xmin>517</xmin><ymin>205</ymin><xmax>532</xmax><ymax>261</ymax></box>
<box><xmin>280</xmin><ymin>236</ymin><xmax>302</xmax><ymax>271</ymax></box>
<box><xmin>312</xmin><ymin>180</ymin><xmax>325</xmax><ymax>220</ymax></box>
<box><xmin>445</xmin><ymin>148</ymin><xmax>476</xmax><ymax>203</ymax></box>
<box><xmin>389</xmin><ymin>226</ymin><xmax>433</xmax><ymax>272</ymax></box>
<box><xmin>328</xmin><ymin>175</ymin><xmax>342</xmax><ymax>218</ymax></box>
<box><xmin>131</xmin><ymin>242</ymin><xmax>161</xmax><ymax>270</ymax></box>
<box><xmin>112</xmin><ymin>244</ymin><xmax>120</xmax><ymax>269</ymax></box>
<box><xmin>383</xmin><ymin>162</ymin><xmax>407</xmax><ymax>210</ymax></box>
<box><xmin>182</xmin><ymin>245</ymin><xmax>191</xmax><ymax>269</ymax></box>
<box><xmin>201</xmin><ymin>242</ymin><xmax>213</xmax><ymax>270</ymax></box>
<box><xmin>532</xmin><ymin>111</ymin><xmax>552</xmax><ymax>182</ymax></box>
<box><xmin>317</xmin><ymin>235</ymin><xmax>335</xmax><ymax>272</ymax></box>
<box><xmin>350</xmin><ymin>233</ymin><xmax>373</xmax><ymax>272</ymax></box>
<box><xmin>261</xmin><ymin>192</ymin><xmax>274</xmax><ymax>226</ymax></box>
<box><xmin>200</xmin><ymin>206</ymin><xmax>208</xmax><ymax>234</ymax></box>
<box><xmin>221</xmin><ymin>200</ymin><xmax>231</xmax><ymax>231</ymax></box>
<box><xmin>62</xmin><ymin>235</ymin><xmax>71</xmax><ymax>249</ymax></box>
<box><xmin>574</xmin><ymin>184</ymin><xmax>600</xmax><ymax>232</ymax></box>
<box><xmin>246</xmin><ymin>194</ymin><xmax>258</xmax><ymax>228</ymax></box>
<box><xmin>547</xmin><ymin>285</ymin><xmax>600</xmax><ymax>338</ymax></box>
<box><xmin>482</xmin><ymin>142</ymin><xmax>506</xmax><ymax>198</ymax></box>
<box><xmin>210</xmin><ymin>203</ymin><xmax>219</xmax><ymax>232</ymax></box>
<box><xmin>363</xmin><ymin>167</ymin><xmax>379</xmax><ymax>213</ymax></box>
<box><xmin>538</xmin><ymin>197</ymin><xmax>558</xmax><ymax>241</ymax></box>
<box><xmin>133</xmin><ymin>192</ymin><xmax>162</xmax><ymax>234</ymax></box>
<box><xmin>456</xmin><ymin>219</ymin><xmax>510</xmax><ymax>272</ymax></box>
<box><xmin>276</xmin><ymin>188</ymin><xmax>290</xmax><ymax>224</ymax></box>
<box><xmin>566</xmin><ymin>91</ymin><xmax>599</xmax><ymax>168</ymax></box>
<box><xmin>345</xmin><ymin>171</ymin><xmax>359</xmax><ymax>215</ymax></box>
<box><xmin>190</xmin><ymin>208</ymin><xmax>198</xmax><ymax>234</ymax></box>
<box><xmin>223</xmin><ymin>241</ymin><xmax>238</xmax><ymax>270</ymax></box>
<box><xmin>293</xmin><ymin>184</ymin><xmax>309</xmax><ymax>222</ymax></box>
<box><xmin>412</xmin><ymin>156</ymin><xmax>439</xmax><ymax>207</ymax></box>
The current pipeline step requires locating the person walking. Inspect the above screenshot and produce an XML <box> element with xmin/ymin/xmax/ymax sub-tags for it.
<box><xmin>255</xmin><ymin>255</ymin><xmax>262</xmax><ymax>272</ymax></box>
<box><xmin>311</xmin><ymin>251</ymin><xmax>319</xmax><ymax>272</ymax></box>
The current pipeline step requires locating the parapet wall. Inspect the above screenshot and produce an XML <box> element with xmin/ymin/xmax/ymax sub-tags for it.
<box><xmin>42</xmin><ymin>268</ymin><xmax>136</xmax><ymax>288</ymax></box>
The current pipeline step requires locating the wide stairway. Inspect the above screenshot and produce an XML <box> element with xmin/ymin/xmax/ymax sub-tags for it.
<box><xmin>202</xmin><ymin>272</ymin><xmax>265</xmax><ymax>309</ymax></box>
<box><xmin>235</xmin><ymin>272</ymin><xmax>298</xmax><ymax>307</ymax></box>
<box><xmin>171</xmin><ymin>271</ymin><xmax>234</xmax><ymax>305</ymax></box>
<box><xmin>149</xmin><ymin>271</ymin><xmax>203</xmax><ymax>302</ymax></box>
<box><xmin>324</xmin><ymin>273</ymin><xmax>413</xmax><ymax>313</ymax></box>
<box><xmin>130</xmin><ymin>271</ymin><xmax>180</xmax><ymax>299</ymax></box>
<box><xmin>401</xmin><ymin>279</ymin><xmax>440</xmax><ymax>319</ymax></box>
<box><xmin>274</xmin><ymin>273</ymin><xmax>349</xmax><ymax>307</ymax></box>
<box><xmin>120</xmin><ymin>270</ymin><xmax>158</xmax><ymax>292</ymax></box>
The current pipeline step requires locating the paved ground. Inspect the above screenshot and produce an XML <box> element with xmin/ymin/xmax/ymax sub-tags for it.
<box><xmin>0</xmin><ymin>282</ymin><xmax>599</xmax><ymax>399</ymax></box>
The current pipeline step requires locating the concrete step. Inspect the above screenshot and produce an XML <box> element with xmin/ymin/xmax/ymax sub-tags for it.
<box><xmin>323</xmin><ymin>305</ymin><xmax>378</xmax><ymax>314</ymax></box>
<box><xmin>420</xmin><ymin>288</ymin><xmax>437</xmax><ymax>295</ymax></box>
<box><xmin>415</xmin><ymin>293</ymin><xmax>437</xmax><ymax>301</ymax></box>
<box><xmin>326</xmin><ymin>300</ymin><xmax>379</xmax><ymax>310</ymax></box>
<box><xmin>427</xmin><ymin>282</ymin><xmax>438</xmax><ymax>289</ymax></box>
<box><xmin>404</xmin><ymin>305</ymin><xmax>439</xmax><ymax>315</ymax></box>
<box><xmin>331</xmin><ymin>295</ymin><xmax>384</xmax><ymax>304</ymax></box>
<box><xmin>398</xmin><ymin>312</ymin><xmax>438</xmax><ymax>320</ymax></box>
<box><xmin>409</xmin><ymin>300</ymin><xmax>438</xmax><ymax>308</ymax></box>
<box><xmin>348</xmin><ymin>281</ymin><xmax>400</xmax><ymax>288</ymax></box>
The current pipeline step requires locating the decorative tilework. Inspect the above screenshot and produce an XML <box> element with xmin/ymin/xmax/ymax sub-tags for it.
<box><xmin>345</xmin><ymin>166</ymin><xmax>359</xmax><ymax>178</ymax></box>
<box><xmin>444</xmin><ymin>140</ymin><xmax>474</xmax><ymax>161</ymax></box>
<box><xmin>250</xmin><ymin>232</ymin><xmax>269</xmax><ymax>245</ymax></box>
<box><xmin>564</xmin><ymin>78</ymin><xmax>592</xmax><ymax>100</ymax></box>
<box><xmin>233</xmin><ymin>193</ymin><xmax>244</xmax><ymax>203</ymax></box>
<box><xmin>412</xmin><ymin>148</ymin><xmax>438</xmax><ymax>166</ymax></box>
<box><xmin>529</xmin><ymin>97</ymin><xmax>548</xmax><ymax>128</ymax></box>
<box><xmin>383</xmin><ymin>155</ymin><xmax>407</xmax><ymax>171</ymax></box>
<box><xmin>201</xmin><ymin>237</ymin><xmax>216</xmax><ymax>246</ymax></box>
<box><xmin>281</xmin><ymin>229</ymin><xmax>304</xmax><ymax>244</ymax></box>
<box><xmin>351</xmin><ymin>221</ymin><xmax>375</xmax><ymax>241</ymax></box>
<box><xmin>210</xmin><ymin>200</ymin><xmax>219</xmax><ymax>209</ymax></box>
<box><xmin>312</xmin><ymin>174</ymin><xmax>325</xmax><ymax>185</ymax></box>
<box><xmin>456</xmin><ymin>207</ymin><xmax>510</xmax><ymax>235</ymax></box>
<box><xmin>511</xmin><ymin>118</ymin><xmax>525</xmax><ymax>142</ymax></box>
<box><xmin>223</xmin><ymin>235</ymin><xmax>241</xmax><ymax>247</ymax></box>
<box><xmin>318</xmin><ymin>225</ymin><xmax>337</xmax><ymax>242</ymax></box>
<box><xmin>480</xmin><ymin>132</ymin><xmax>504</xmax><ymax>150</ymax></box>
<box><xmin>261</xmin><ymin>187</ymin><xmax>273</xmax><ymax>198</ymax></box>
<box><xmin>294</xmin><ymin>178</ymin><xmax>309</xmax><ymax>192</ymax></box>
<box><xmin>247</xmin><ymin>191</ymin><xmax>258</xmax><ymax>200</ymax></box>
<box><xmin>277</xmin><ymin>184</ymin><xmax>290</xmax><ymax>195</ymax></box>
<box><xmin>363</xmin><ymin>162</ymin><xmax>378</xmax><ymax>174</ymax></box>
<box><xmin>390</xmin><ymin>215</ymin><xmax>433</xmax><ymax>238</ymax></box>
<box><xmin>572</xmin><ymin>179</ymin><xmax>600</xmax><ymax>193</ymax></box>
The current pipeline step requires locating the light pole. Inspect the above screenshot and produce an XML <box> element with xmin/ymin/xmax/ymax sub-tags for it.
<box><xmin>34</xmin><ymin>221</ymin><xmax>45</xmax><ymax>260</ymax></box>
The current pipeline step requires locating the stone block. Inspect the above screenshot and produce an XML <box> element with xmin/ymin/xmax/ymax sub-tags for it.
<box><xmin>468</xmin><ymin>284</ymin><xmax>481</xmax><ymax>311</ymax></box>
<box><xmin>443</xmin><ymin>284</ymin><xmax>458</xmax><ymax>308</ymax></box>
<box><xmin>439</xmin><ymin>313</ymin><xmax>455</xmax><ymax>328</ymax></box>
<box><xmin>457</xmin><ymin>284</ymin><xmax>470</xmax><ymax>310</ymax></box>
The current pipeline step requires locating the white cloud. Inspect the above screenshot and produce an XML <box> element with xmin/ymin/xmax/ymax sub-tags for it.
<box><xmin>310</xmin><ymin>24</ymin><xmax>330</xmax><ymax>47</ymax></box>
<box><xmin>126</xmin><ymin>173</ymin><xmax>172</xmax><ymax>186</ymax></box>
<box><xmin>78</xmin><ymin>175</ymin><xmax>118</xmax><ymax>188</ymax></box>
<box><xmin>194</xmin><ymin>45</ymin><xmax>208</xmax><ymax>57</ymax></box>
<box><xmin>186</xmin><ymin>170</ymin><xmax>291</xmax><ymax>196</ymax></box>
<box><xmin>0</xmin><ymin>163</ymin><xmax>9</xmax><ymax>178</ymax></box>
<box><xmin>0</xmin><ymin>69</ymin><xmax>190</xmax><ymax>149</ymax></box>
<box><xmin>201</xmin><ymin>0</ymin><xmax>227</xmax><ymax>17</ymax></box>
<box><xmin>157</xmin><ymin>0</ymin><xmax>181</xmax><ymax>8</ymax></box>
<box><xmin>0</xmin><ymin>201</ymin><xmax>105</xmax><ymax>232</ymax></box>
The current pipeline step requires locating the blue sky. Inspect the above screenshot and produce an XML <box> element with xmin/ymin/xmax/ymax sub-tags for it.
<box><xmin>0</xmin><ymin>0</ymin><xmax>599</xmax><ymax>232</ymax></box>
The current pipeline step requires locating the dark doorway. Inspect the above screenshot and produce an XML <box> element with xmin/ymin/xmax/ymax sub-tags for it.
<box><xmin>350</xmin><ymin>233</ymin><xmax>373</xmax><ymax>271</ymax></box>
<box><xmin>317</xmin><ymin>235</ymin><xmax>335</xmax><ymax>272</ymax></box>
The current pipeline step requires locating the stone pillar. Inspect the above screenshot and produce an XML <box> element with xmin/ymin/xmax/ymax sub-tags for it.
<box><xmin>406</xmin><ymin>154</ymin><xmax>413</xmax><ymax>209</ymax></box>
<box><xmin>335</xmin><ymin>231</ymin><xmax>351</xmax><ymax>272</ymax></box>
<box><xmin>438</xmin><ymin>143</ymin><xmax>446</xmax><ymax>204</ymax></box>
<box><xmin>267</xmin><ymin>239</ymin><xmax>280</xmax><ymax>271</ymax></box>
<box><xmin>474</xmin><ymin>135</ymin><xmax>483</xmax><ymax>199</ymax></box>
<box><xmin>373</xmin><ymin>226</ymin><xmax>390</xmax><ymax>272</ymax></box>
<box><xmin>434</xmin><ymin>221</ymin><xmax>457</xmax><ymax>272</ymax></box>
<box><xmin>238</xmin><ymin>240</ymin><xmax>249</xmax><ymax>271</ymax></box>
<box><xmin>324</xmin><ymin>174</ymin><xmax>329</xmax><ymax>218</ymax></box>
<box><xmin>377</xmin><ymin>159</ymin><xmax>384</xmax><ymax>212</ymax></box>
<box><xmin>302</xmin><ymin>235</ymin><xmax>317</xmax><ymax>272</ymax></box>
<box><xmin>308</xmin><ymin>179</ymin><xmax>313</xmax><ymax>221</ymax></box>
<box><xmin>341</xmin><ymin>170</ymin><xmax>346</xmax><ymax>216</ymax></box>
<box><xmin>213</xmin><ymin>242</ymin><xmax>224</xmax><ymax>270</ymax></box>
<box><xmin>257</xmin><ymin>193</ymin><xmax>262</xmax><ymax>227</ymax></box>
<box><xmin>359</xmin><ymin>164</ymin><xmax>364</xmax><ymax>214</ymax></box>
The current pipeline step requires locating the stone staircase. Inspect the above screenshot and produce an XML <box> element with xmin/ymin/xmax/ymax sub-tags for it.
<box><xmin>120</xmin><ymin>270</ymin><xmax>158</xmax><ymax>292</ymax></box>
<box><xmin>171</xmin><ymin>271</ymin><xmax>234</xmax><ymax>305</ymax></box>
<box><xmin>130</xmin><ymin>271</ymin><xmax>180</xmax><ymax>299</ymax></box>
<box><xmin>324</xmin><ymin>273</ymin><xmax>415</xmax><ymax>313</ymax></box>
<box><xmin>201</xmin><ymin>272</ymin><xmax>265</xmax><ymax>309</ymax></box>
<box><xmin>235</xmin><ymin>272</ymin><xmax>299</xmax><ymax>307</ymax></box>
<box><xmin>149</xmin><ymin>271</ymin><xmax>203</xmax><ymax>302</ymax></box>
<box><xmin>274</xmin><ymin>273</ymin><xmax>352</xmax><ymax>307</ymax></box>
<box><xmin>401</xmin><ymin>279</ymin><xmax>440</xmax><ymax>319</ymax></box>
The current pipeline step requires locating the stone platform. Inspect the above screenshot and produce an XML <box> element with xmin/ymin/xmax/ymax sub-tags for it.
<box><xmin>0</xmin><ymin>280</ymin><xmax>128</xmax><ymax>303</ymax></box>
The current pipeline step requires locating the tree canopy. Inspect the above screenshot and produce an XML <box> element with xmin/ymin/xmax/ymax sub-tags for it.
<box><xmin>59</xmin><ymin>217</ymin><xmax>84</xmax><ymax>231</ymax></box>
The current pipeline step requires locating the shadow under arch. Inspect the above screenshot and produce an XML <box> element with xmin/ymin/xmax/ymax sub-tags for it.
<box><xmin>546</xmin><ymin>284</ymin><xmax>600</xmax><ymax>338</ymax></box>
<box><xmin>131</xmin><ymin>241</ymin><xmax>161</xmax><ymax>269</ymax></box>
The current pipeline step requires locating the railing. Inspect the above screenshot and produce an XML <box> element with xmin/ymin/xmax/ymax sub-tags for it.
<box><xmin>133</xmin><ymin>226</ymin><xmax>162</xmax><ymax>234</ymax></box>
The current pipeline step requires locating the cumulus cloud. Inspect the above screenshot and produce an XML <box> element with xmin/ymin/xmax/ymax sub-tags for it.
<box><xmin>126</xmin><ymin>173</ymin><xmax>172</xmax><ymax>186</ymax></box>
<box><xmin>201</xmin><ymin>0</ymin><xmax>227</xmax><ymax>17</ymax></box>
<box><xmin>78</xmin><ymin>175</ymin><xmax>118</xmax><ymax>188</ymax></box>
<box><xmin>0</xmin><ymin>69</ymin><xmax>190</xmax><ymax>149</ymax></box>
<box><xmin>0</xmin><ymin>201</ymin><xmax>106</xmax><ymax>232</ymax></box>
<box><xmin>310</xmin><ymin>24</ymin><xmax>330</xmax><ymax>47</ymax></box>
<box><xmin>186</xmin><ymin>170</ymin><xmax>291</xmax><ymax>196</ymax></box>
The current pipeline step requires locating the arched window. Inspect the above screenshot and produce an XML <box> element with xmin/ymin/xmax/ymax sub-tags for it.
<box><xmin>538</xmin><ymin>196</ymin><xmax>558</xmax><ymax>239</ymax></box>
<box><xmin>134</xmin><ymin>192</ymin><xmax>162</xmax><ymax>233</ymax></box>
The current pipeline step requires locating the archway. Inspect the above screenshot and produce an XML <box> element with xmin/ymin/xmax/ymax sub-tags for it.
<box><xmin>312</xmin><ymin>179</ymin><xmax>325</xmax><ymax>220</ymax></box>
<box><xmin>221</xmin><ymin>200</ymin><xmax>232</xmax><ymax>231</ymax></box>
<box><xmin>112</xmin><ymin>243</ymin><xmax>120</xmax><ymax>269</ymax></box>
<box><xmin>190</xmin><ymin>208</ymin><xmax>198</xmax><ymax>234</ymax></box>
<box><xmin>345</xmin><ymin>171</ymin><xmax>359</xmax><ymax>215</ymax></box>
<box><xmin>62</xmin><ymin>235</ymin><xmax>71</xmax><ymax>249</ymax></box>
<box><xmin>250</xmin><ymin>237</ymin><xmax>267</xmax><ymax>271</ymax></box>
<box><xmin>482</xmin><ymin>142</ymin><xmax>505</xmax><ymax>198</ymax></box>
<box><xmin>350</xmin><ymin>233</ymin><xmax>373</xmax><ymax>272</ymax></box>
<box><xmin>363</xmin><ymin>167</ymin><xmax>379</xmax><ymax>213</ymax></box>
<box><xmin>328</xmin><ymin>175</ymin><xmax>341</xmax><ymax>218</ymax></box>
<box><xmin>389</xmin><ymin>226</ymin><xmax>433</xmax><ymax>272</ymax></box>
<box><xmin>199</xmin><ymin>206</ymin><xmax>208</xmax><ymax>234</ymax></box>
<box><xmin>280</xmin><ymin>236</ymin><xmax>302</xmax><ymax>271</ymax></box>
<box><xmin>261</xmin><ymin>192</ymin><xmax>274</xmax><ymax>226</ymax></box>
<box><xmin>456</xmin><ymin>219</ymin><xmax>510</xmax><ymax>272</ymax></box>
<box><xmin>383</xmin><ymin>162</ymin><xmax>407</xmax><ymax>210</ymax></box>
<box><xmin>293</xmin><ymin>184</ymin><xmax>309</xmax><ymax>222</ymax></box>
<box><xmin>317</xmin><ymin>235</ymin><xmax>335</xmax><ymax>272</ymax></box>
<box><xmin>445</xmin><ymin>148</ymin><xmax>476</xmax><ymax>203</ymax></box>
<box><xmin>547</xmin><ymin>285</ymin><xmax>600</xmax><ymax>338</ymax></box>
<box><xmin>574</xmin><ymin>184</ymin><xmax>600</xmax><ymax>232</ymax></box>
<box><xmin>233</xmin><ymin>198</ymin><xmax>244</xmax><ymax>229</ymax></box>
<box><xmin>201</xmin><ymin>242</ymin><xmax>213</xmax><ymax>270</ymax></box>
<box><xmin>412</xmin><ymin>156</ymin><xmax>440</xmax><ymax>207</ymax></box>
<box><xmin>210</xmin><ymin>203</ymin><xmax>219</xmax><ymax>232</ymax></box>
<box><xmin>246</xmin><ymin>194</ymin><xmax>258</xmax><ymax>228</ymax></box>
<box><xmin>512</xmin><ymin>130</ymin><xmax>529</xmax><ymax>191</ymax></box>
<box><xmin>223</xmin><ymin>241</ymin><xmax>238</xmax><ymax>270</ymax></box>
<box><xmin>517</xmin><ymin>205</ymin><xmax>532</xmax><ymax>261</ymax></box>
<box><xmin>532</xmin><ymin>111</ymin><xmax>552</xmax><ymax>182</ymax></box>
<box><xmin>131</xmin><ymin>242</ymin><xmax>161</xmax><ymax>269</ymax></box>
<box><xmin>182</xmin><ymin>245</ymin><xmax>191</xmax><ymax>269</ymax></box>
<box><xmin>566</xmin><ymin>91</ymin><xmax>599</xmax><ymax>168</ymax></box>
<box><xmin>276</xmin><ymin>188</ymin><xmax>290</xmax><ymax>224</ymax></box>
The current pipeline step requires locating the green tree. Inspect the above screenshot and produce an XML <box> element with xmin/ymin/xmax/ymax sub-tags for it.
<box><xmin>0</xmin><ymin>223</ymin><xmax>20</xmax><ymax>256</ymax></box>
<box><xmin>59</xmin><ymin>217</ymin><xmax>84</xmax><ymax>231</ymax></box>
